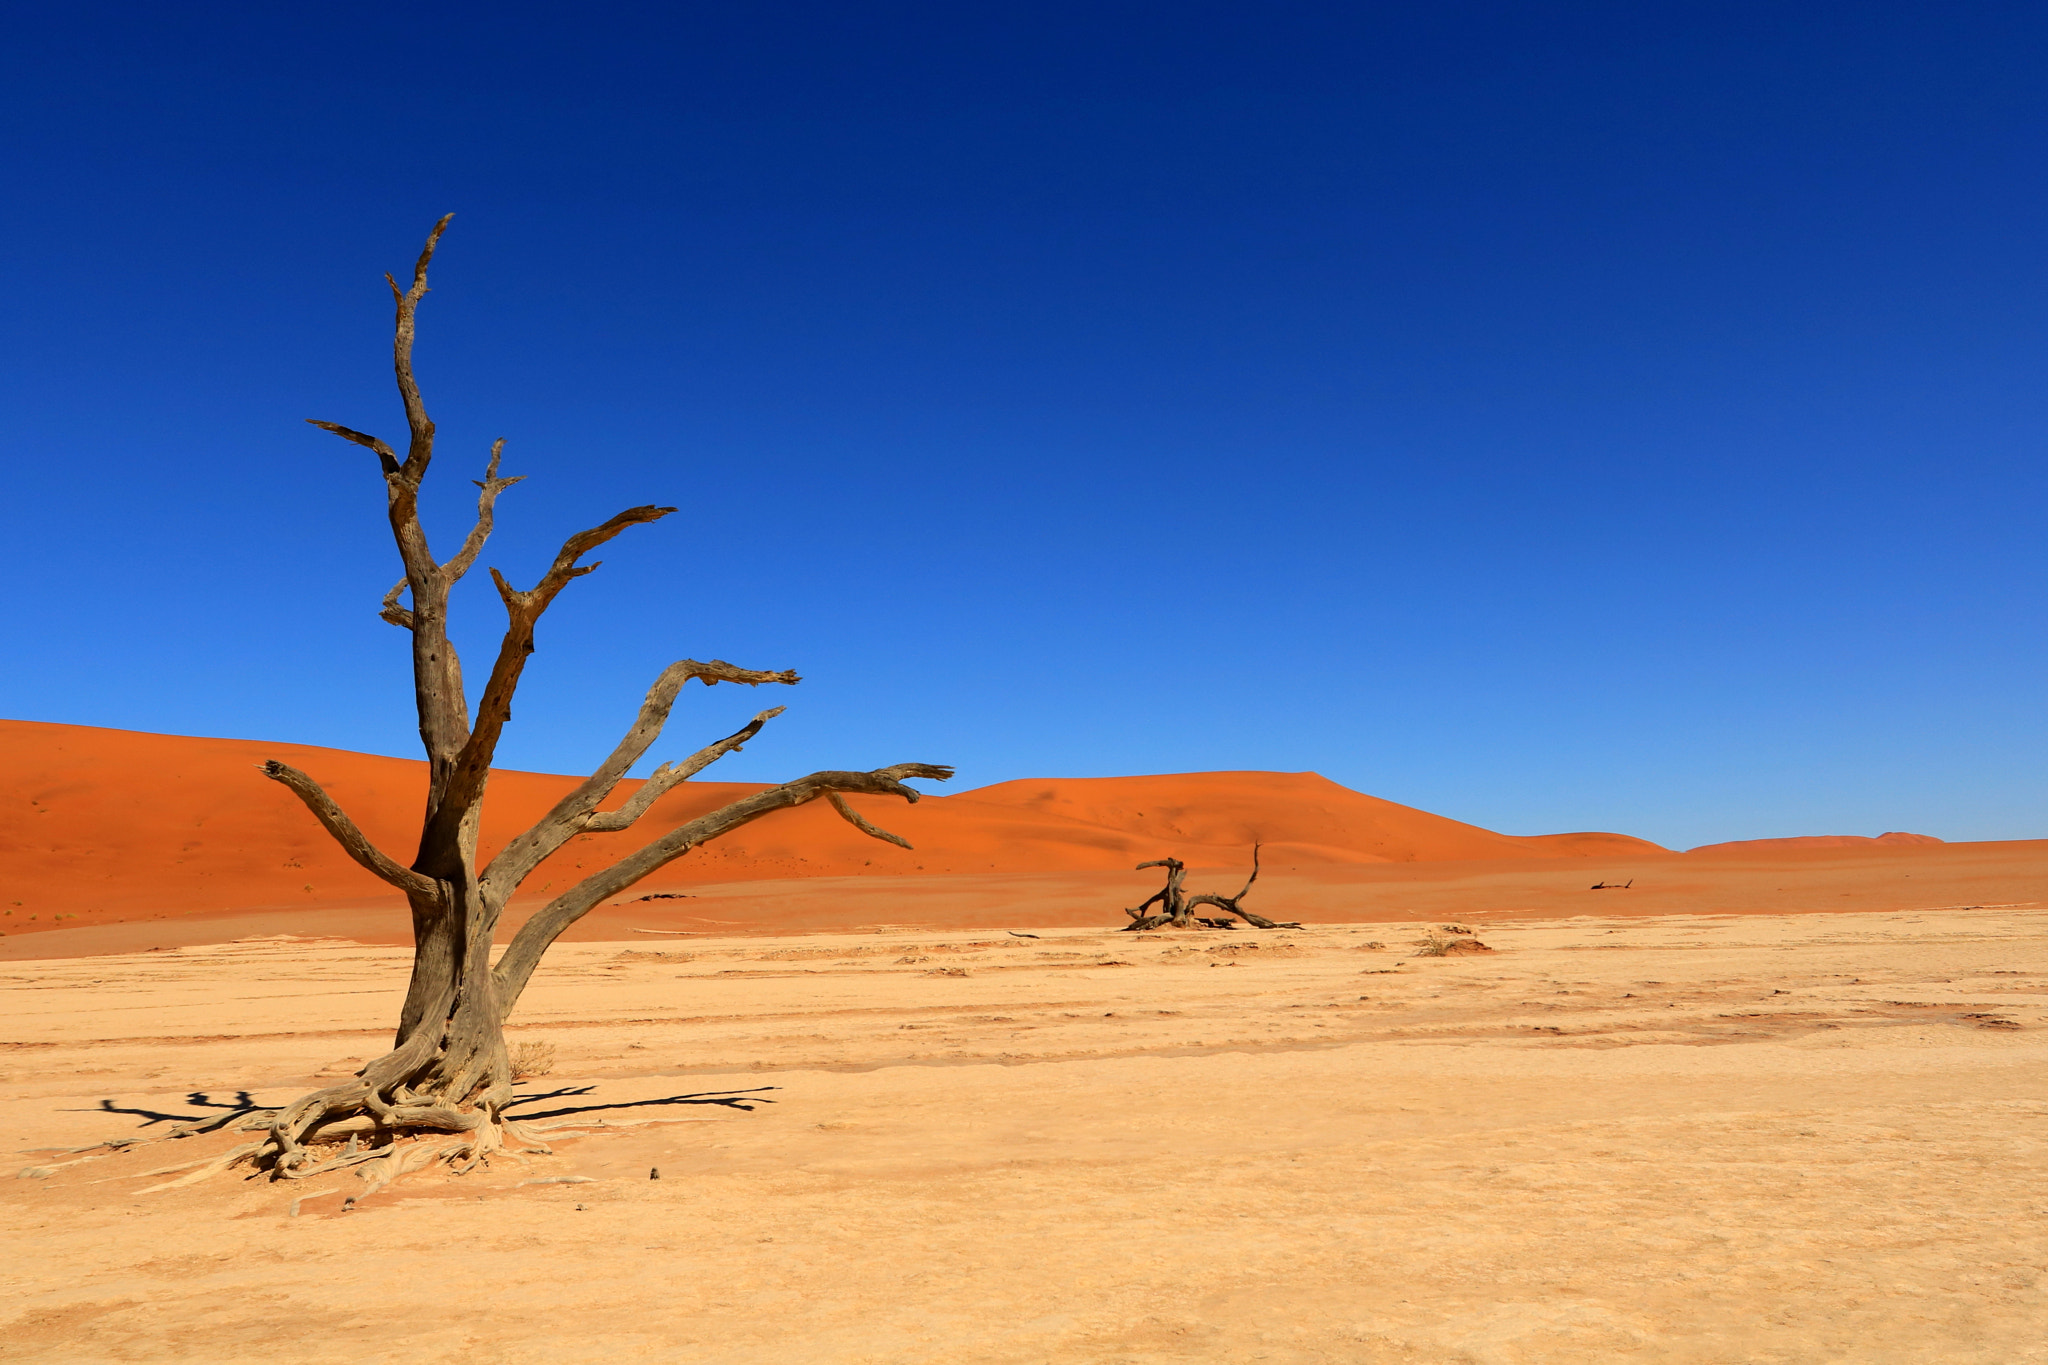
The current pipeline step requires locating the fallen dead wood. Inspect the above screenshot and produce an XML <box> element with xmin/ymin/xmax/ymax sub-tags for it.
<box><xmin>1119</xmin><ymin>846</ymin><xmax>1301</xmax><ymax>931</ymax></box>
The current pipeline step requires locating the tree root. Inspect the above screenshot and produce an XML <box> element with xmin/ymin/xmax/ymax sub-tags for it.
<box><xmin>135</xmin><ymin>1141</ymin><xmax>267</xmax><ymax>1193</ymax></box>
<box><xmin>109</xmin><ymin>1109</ymin><xmax>548</xmax><ymax>1199</ymax></box>
<box><xmin>14</xmin><ymin>1137</ymin><xmax>146</xmax><ymax>1180</ymax></box>
<box><xmin>84</xmin><ymin>1076</ymin><xmax>733</xmax><ymax>1205</ymax></box>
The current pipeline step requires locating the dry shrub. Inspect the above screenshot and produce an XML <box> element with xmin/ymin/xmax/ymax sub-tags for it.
<box><xmin>1414</xmin><ymin>933</ymin><xmax>1495</xmax><ymax>957</ymax></box>
<box><xmin>509</xmin><ymin>1041</ymin><xmax>557</xmax><ymax>1080</ymax></box>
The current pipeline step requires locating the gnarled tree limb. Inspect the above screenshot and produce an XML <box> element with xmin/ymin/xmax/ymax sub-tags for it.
<box><xmin>306</xmin><ymin>420</ymin><xmax>400</xmax><ymax>475</ymax></box>
<box><xmin>308</xmin><ymin>216</ymin><xmax>465</xmax><ymax>781</ymax></box>
<box><xmin>373</xmin><ymin>439</ymin><xmax>523</xmax><ymax>630</ymax></box>
<box><xmin>378</xmin><ymin>578</ymin><xmax>413</xmax><ymax>630</ymax></box>
<box><xmin>532</xmin><ymin>505</ymin><xmax>678</xmax><ymax>596</ymax></box>
<box><xmin>260</xmin><ymin>760</ymin><xmax>437</xmax><ymax>898</ymax></box>
<box><xmin>389</xmin><ymin>213</ymin><xmax>452</xmax><ymax>480</ymax></box>
<box><xmin>482</xmin><ymin>658</ymin><xmax>799</xmax><ymax>892</ymax></box>
<box><xmin>828</xmin><ymin>792</ymin><xmax>913</xmax><ymax>849</ymax></box>
<box><xmin>491</xmin><ymin>763</ymin><xmax>954</xmax><ymax>1006</ymax></box>
<box><xmin>418</xmin><ymin>504</ymin><xmax>678</xmax><ymax>856</ymax></box>
<box><xmin>580</xmin><ymin>706</ymin><xmax>785</xmax><ymax>832</ymax></box>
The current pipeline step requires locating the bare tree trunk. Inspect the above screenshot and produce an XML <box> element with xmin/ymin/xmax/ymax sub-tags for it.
<box><xmin>166</xmin><ymin>218</ymin><xmax>953</xmax><ymax>1190</ymax></box>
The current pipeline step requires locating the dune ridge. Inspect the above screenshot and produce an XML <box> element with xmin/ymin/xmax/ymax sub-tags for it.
<box><xmin>2</xmin><ymin>720</ymin><xmax>1663</xmax><ymax>931</ymax></box>
<box><xmin>1688</xmin><ymin>831</ymin><xmax>1945</xmax><ymax>854</ymax></box>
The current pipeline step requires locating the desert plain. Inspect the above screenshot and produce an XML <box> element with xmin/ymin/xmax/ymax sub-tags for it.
<box><xmin>3</xmin><ymin>721</ymin><xmax>2045</xmax><ymax>1363</ymax></box>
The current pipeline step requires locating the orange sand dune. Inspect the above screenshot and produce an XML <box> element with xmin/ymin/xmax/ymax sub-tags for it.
<box><xmin>950</xmin><ymin>772</ymin><xmax>1661</xmax><ymax>863</ymax></box>
<box><xmin>1688</xmin><ymin>831</ymin><xmax>1945</xmax><ymax>854</ymax></box>
<box><xmin>17</xmin><ymin>837</ymin><xmax>2036</xmax><ymax>957</ymax></box>
<box><xmin>1</xmin><ymin>720</ymin><xmax>1662</xmax><ymax>936</ymax></box>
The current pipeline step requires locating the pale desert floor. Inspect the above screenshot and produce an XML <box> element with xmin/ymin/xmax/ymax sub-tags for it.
<box><xmin>3</xmin><ymin>907</ymin><xmax>2045</xmax><ymax>1364</ymax></box>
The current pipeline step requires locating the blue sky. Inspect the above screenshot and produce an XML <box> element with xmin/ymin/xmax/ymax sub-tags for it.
<box><xmin>2</xmin><ymin>1</ymin><xmax>2042</xmax><ymax>848</ymax></box>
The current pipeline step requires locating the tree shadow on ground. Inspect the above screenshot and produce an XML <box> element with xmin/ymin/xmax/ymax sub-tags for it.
<box><xmin>504</xmin><ymin>1085</ymin><xmax>780</xmax><ymax>1121</ymax></box>
<box><xmin>78</xmin><ymin>1092</ymin><xmax>264</xmax><ymax>1133</ymax></box>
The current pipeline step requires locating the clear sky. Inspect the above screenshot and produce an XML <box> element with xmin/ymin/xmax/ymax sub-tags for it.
<box><xmin>2</xmin><ymin>2</ymin><xmax>2042</xmax><ymax>849</ymax></box>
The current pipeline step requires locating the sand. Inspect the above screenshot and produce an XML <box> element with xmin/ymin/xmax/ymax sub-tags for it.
<box><xmin>6</xmin><ymin>720</ymin><xmax>2044</xmax><ymax>1359</ymax></box>
<box><xmin>6</xmin><ymin>832</ymin><xmax>2043</xmax><ymax>961</ymax></box>
<box><xmin>4</xmin><ymin>906</ymin><xmax>2045</xmax><ymax>1363</ymax></box>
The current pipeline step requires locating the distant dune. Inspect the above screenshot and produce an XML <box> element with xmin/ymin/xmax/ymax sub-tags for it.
<box><xmin>1688</xmin><ymin>832</ymin><xmax>1946</xmax><ymax>855</ymax></box>
<box><xmin>1</xmin><ymin>720</ymin><xmax>1663</xmax><ymax>930</ymax></box>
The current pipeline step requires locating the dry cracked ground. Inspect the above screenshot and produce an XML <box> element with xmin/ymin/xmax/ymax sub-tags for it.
<box><xmin>2</xmin><ymin>907</ymin><xmax>2045</xmax><ymax>1363</ymax></box>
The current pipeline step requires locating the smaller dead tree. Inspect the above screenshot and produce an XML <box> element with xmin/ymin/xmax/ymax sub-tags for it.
<box><xmin>1120</xmin><ymin>846</ymin><xmax>1301</xmax><ymax>931</ymax></box>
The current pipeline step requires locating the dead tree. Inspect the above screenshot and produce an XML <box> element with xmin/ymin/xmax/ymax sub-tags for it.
<box><xmin>162</xmin><ymin>216</ymin><xmax>951</xmax><ymax>1190</ymax></box>
<box><xmin>1120</xmin><ymin>846</ymin><xmax>1300</xmax><ymax>930</ymax></box>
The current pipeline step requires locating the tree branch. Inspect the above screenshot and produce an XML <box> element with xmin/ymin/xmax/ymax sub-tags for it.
<box><xmin>372</xmin><ymin>433</ymin><xmax>516</xmax><ymax>630</ymax></box>
<box><xmin>391</xmin><ymin>213</ymin><xmax>453</xmax><ymax>481</ymax></box>
<box><xmin>307</xmin><ymin>214</ymin><xmax>458</xmax><ymax>653</ymax></box>
<box><xmin>441</xmin><ymin>439</ymin><xmax>524</xmax><ymax>585</ymax></box>
<box><xmin>260</xmin><ymin>761</ymin><xmax>437</xmax><ymax>899</ymax></box>
<box><xmin>306</xmin><ymin>420</ymin><xmax>401</xmax><ymax>476</ymax></box>
<box><xmin>581</xmin><ymin>706</ymin><xmax>785</xmax><ymax>833</ymax></box>
<box><xmin>826</xmin><ymin>792</ymin><xmax>912</xmax><ymax>849</ymax></box>
<box><xmin>479</xmin><ymin>659</ymin><xmax>799</xmax><ymax>893</ymax></box>
<box><xmin>378</xmin><ymin>577</ymin><xmax>414</xmax><ymax>630</ymax></box>
<box><xmin>525</xmin><ymin>505</ymin><xmax>678</xmax><ymax>606</ymax></box>
<box><xmin>421</xmin><ymin>505</ymin><xmax>677</xmax><ymax>849</ymax></box>
<box><xmin>492</xmin><ymin>763</ymin><xmax>954</xmax><ymax>1006</ymax></box>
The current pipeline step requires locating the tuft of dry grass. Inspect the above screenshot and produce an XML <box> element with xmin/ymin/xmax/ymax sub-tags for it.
<box><xmin>509</xmin><ymin>1041</ymin><xmax>556</xmax><ymax>1080</ymax></box>
<box><xmin>1413</xmin><ymin>932</ymin><xmax>1495</xmax><ymax>957</ymax></box>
